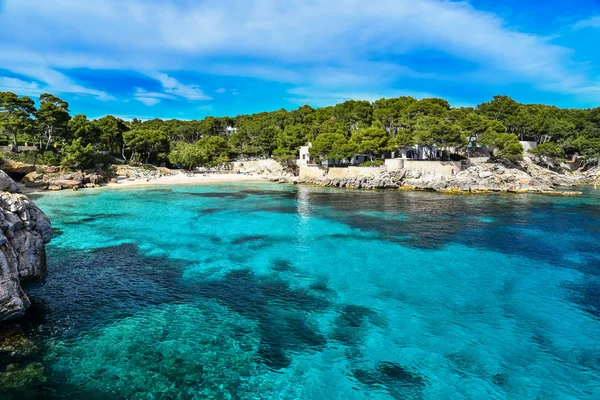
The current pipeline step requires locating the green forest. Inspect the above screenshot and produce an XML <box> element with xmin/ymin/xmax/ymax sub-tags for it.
<box><xmin>1</xmin><ymin>91</ymin><xmax>599</xmax><ymax>170</ymax></box>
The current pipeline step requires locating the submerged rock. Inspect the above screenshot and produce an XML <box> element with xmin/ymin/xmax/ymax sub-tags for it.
<box><xmin>0</xmin><ymin>170</ymin><xmax>51</xmax><ymax>322</ymax></box>
<box><xmin>47</xmin><ymin>302</ymin><xmax>271</xmax><ymax>398</ymax></box>
<box><xmin>0</xmin><ymin>363</ymin><xmax>46</xmax><ymax>390</ymax></box>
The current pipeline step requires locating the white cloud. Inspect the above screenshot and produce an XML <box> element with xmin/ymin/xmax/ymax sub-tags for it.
<box><xmin>286</xmin><ymin>87</ymin><xmax>438</xmax><ymax>107</ymax></box>
<box><xmin>1</xmin><ymin>66</ymin><xmax>113</xmax><ymax>100</ymax></box>
<box><xmin>0</xmin><ymin>76</ymin><xmax>42</xmax><ymax>96</ymax></box>
<box><xmin>0</xmin><ymin>0</ymin><xmax>598</xmax><ymax>102</ymax></box>
<box><xmin>135</xmin><ymin>97</ymin><xmax>161</xmax><ymax>106</ymax></box>
<box><xmin>144</xmin><ymin>71</ymin><xmax>211</xmax><ymax>101</ymax></box>
<box><xmin>215</xmin><ymin>88</ymin><xmax>227</xmax><ymax>93</ymax></box>
<box><xmin>133</xmin><ymin>87</ymin><xmax>175</xmax><ymax>105</ymax></box>
<box><xmin>573</xmin><ymin>16</ymin><xmax>600</xmax><ymax>30</ymax></box>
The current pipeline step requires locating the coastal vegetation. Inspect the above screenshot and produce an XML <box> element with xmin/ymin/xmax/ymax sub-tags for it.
<box><xmin>1</xmin><ymin>92</ymin><xmax>600</xmax><ymax>171</ymax></box>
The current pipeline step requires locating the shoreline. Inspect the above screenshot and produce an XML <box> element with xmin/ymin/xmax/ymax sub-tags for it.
<box><xmin>286</xmin><ymin>179</ymin><xmax>585</xmax><ymax>196</ymax></box>
<box><xmin>105</xmin><ymin>173</ymin><xmax>268</xmax><ymax>189</ymax></box>
<box><xmin>18</xmin><ymin>165</ymin><xmax>596</xmax><ymax>197</ymax></box>
<box><xmin>20</xmin><ymin>175</ymin><xmax>592</xmax><ymax>197</ymax></box>
<box><xmin>19</xmin><ymin>172</ymin><xmax>270</xmax><ymax>195</ymax></box>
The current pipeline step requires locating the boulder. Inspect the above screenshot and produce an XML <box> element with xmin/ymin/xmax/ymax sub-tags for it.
<box><xmin>51</xmin><ymin>180</ymin><xmax>82</xmax><ymax>189</ymax></box>
<box><xmin>0</xmin><ymin>162</ymin><xmax>36</xmax><ymax>176</ymax></box>
<box><xmin>0</xmin><ymin>171</ymin><xmax>21</xmax><ymax>193</ymax></box>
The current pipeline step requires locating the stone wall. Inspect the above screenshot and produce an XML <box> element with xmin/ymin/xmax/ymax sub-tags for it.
<box><xmin>384</xmin><ymin>158</ymin><xmax>404</xmax><ymax>171</ymax></box>
<box><xmin>232</xmin><ymin>159</ymin><xmax>283</xmax><ymax>172</ymax></box>
<box><xmin>299</xmin><ymin>165</ymin><xmax>386</xmax><ymax>180</ymax></box>
<box><xmin>385</xmin><ymin>159</ymin><xmax>463</xmax><ymax>175</ymax></box>
<box><xmin>0</xmin><ymin>145</ymin><xmax>39</xmax><ymax>152</ymax></box>
<box><xmin>299</xmin><ymin>165</ymin><xmax>328</xmax><ymax>180</ymax></box>
<box><xmin>328</xmin><ymin>166</ymin><xmax>387</xmax><ymax>179</ymax></box>
<box><xmin>301</xmin><ymin>161</ymin><xmax>463</xmax><ymax>180</ymax></box>
<box><xmin>402</xmin><ymin>160</ymin><xmax>462</xmax><ymax>176</ymax></box>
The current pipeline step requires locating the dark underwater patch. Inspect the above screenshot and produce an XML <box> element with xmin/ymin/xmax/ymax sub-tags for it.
<box><xmin>61</xmin><ymin>217</ymin><xmax>96</xmax><ymax>225</ymax></box>
<box><xmin>492</xmin><ymin>372</ymin><xmax>509</xmax><ymax>387</ymax></box>
<box><xmin>51</xmin><ymin>227</ymin><xmax>64</xmax><ymax>238</ymax></box>
<box><xmin>231</xmin><ymin>235</ymin><xmax>270</xmax><ymax>245</ymax></box>
<box><xmin>198</xmin><ymin>208</ymin><xmax>226</xmax><ymax>215</ymax></box>
<box><xmin>270</xmin><ymin>259</ymin><xmax>295</xmax><ymax>272</ymax></box>
<box><xmin>239</xmin><ymin>189</ymin><xmax>298</xmax><ymax>200</ymax></box>
<box><xmin>332</xmin><ymin>304</ymin><xmax>388</xmax><ymax>345</ymax></box>
<box><xmin>26</xmin><ymin>243</ymin><xmax>188</xmax><ymax>337</ymax></box>
<box><xmin>351</xmin><ymin>361</ymin><xmax>426</xmax><ymax>399</ymax></box>
<box><xmin>182</xmin><ymin>191</ymin><xmax>248</xmax><ymax>199</ymax></box>
<box><xmin>564</xmin><ymin>278</ymin><xmax>600</xmax><ymax>321</ymax></box>
<box><xmin>308</xmin><ymin>279</ymin><xmax>332</xmax><ymax>293</ymax></box>
<box><xmin>257</xmin><ymin>206</ymin><xmax>299</xmax><ymax>214</ymax></box>
<box><xmin>144</xmin><ymin>188</ymin><xmax>173</xmax><ymax>193</ymax></box>
<box><xmin>192</xmin><ymin>268</ymin><xmax>330</xmax><ymax>369</ymax></box>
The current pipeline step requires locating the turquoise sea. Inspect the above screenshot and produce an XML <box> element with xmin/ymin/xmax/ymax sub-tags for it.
<box><xmin>2</xmin><ymin>183</ymin><xmax>600</xmax><ymax>399</ymax></box>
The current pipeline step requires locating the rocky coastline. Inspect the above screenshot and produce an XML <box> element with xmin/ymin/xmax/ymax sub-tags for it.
<box><xmin>18</xmin><ymin>165</ymin><xmax>173</xmax><ymax>191</ymax></box>
<box><xmin>0</xmin><ymin>171</ymin><xmax>52</xmax><ymax>322</ymax></box>
<box><xmin>4</xmin><ymin>158</ymin><xmax>599</xmax><ymax>196</ymax></box>
<box><xmin>271</xmin><ymin>160</ymin><xmax>596</xmax><ymax>195</ymax></box>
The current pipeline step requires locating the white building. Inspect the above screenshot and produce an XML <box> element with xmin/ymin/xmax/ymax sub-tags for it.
<box><xmin>298</xmin><ymin>144</ymin><xmax>312</xmax><ymax>165</ymax></box>
<box><xmin>348</xmin><ymin>154</ymin><xmax>369</xmax><ymax>164</ymax></box>
<box><xmin>300</xmin><ymin>143</ymin><xmax>370</xmax><ymax>166</ymax></box>
<box><xmin>225</xmin><ymin>126</ymin><xmax>238</xmax><ymax>135</ymax></box>
<box><xmin>394</xmin><ymin>146</ymin><xmax>442</xmax><ymax>160</ymax></box>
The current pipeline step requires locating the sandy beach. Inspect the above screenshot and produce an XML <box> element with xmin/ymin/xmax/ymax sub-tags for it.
<box><xmin>18</xmin><ymin>171</ymin><xmax>272</xmax><ymax>195</ymax></box>
<box><xmin>106</xmin><ymin>171</ymin><xmax>269</xmax><ymax>188</ymax></box>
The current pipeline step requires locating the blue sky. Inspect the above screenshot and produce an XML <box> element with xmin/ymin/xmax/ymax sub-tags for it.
<box><xmin>0</xmin><ymin>0</ymin><xmax>599</xmax><ymax>120</ymax></box>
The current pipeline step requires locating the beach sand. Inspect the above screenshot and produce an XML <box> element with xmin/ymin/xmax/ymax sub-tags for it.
<box><xmin>106</xmin><ymin>171</ymin><xmax>269</xmax><ymax>188</ymax></box>
<box><xmin>18</xmin><ymin>171</ymin><xmax>272</xmax><ymax>195</ymax></box>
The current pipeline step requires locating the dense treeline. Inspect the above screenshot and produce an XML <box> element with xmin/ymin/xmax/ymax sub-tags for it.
<box><xmin>0</xmin><ymin>91</ymin><xmax>599</xmax><ymax>170</ymax></box>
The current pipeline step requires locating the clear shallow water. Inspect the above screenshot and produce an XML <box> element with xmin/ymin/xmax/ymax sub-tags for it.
<box><xmin>2</xmin><ymin>183</ymin><xmax>600</xmax><ymax>399</ymax></box>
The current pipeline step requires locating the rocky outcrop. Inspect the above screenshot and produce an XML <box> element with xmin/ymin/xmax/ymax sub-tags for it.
<box><xmin>111</xmin><ymin>165</ymin><xmax>171</xmax><ymax>182</ymax></box>
<box><xmin>22</xmin><ymin>170</ymin><xmax>108</xmax><ymax>190</ymax></box>
<box><xmin>0</xmin><ymin>171</ymin><xmax>51</xmax><ymax>322</ymax></box>
<box><xmin>294</xmin><ymin>161</ymin><xmax>584</xmax><ymax>195</ymax></box>
<box><xmin>0</xmin><ymin>161</ymin><xmax>36</xmax><ymax>177</ymax></box>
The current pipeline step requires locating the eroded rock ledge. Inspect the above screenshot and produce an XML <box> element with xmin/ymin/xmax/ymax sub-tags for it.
<box><xmin>273</xmin><ymin>161</ymin><xmax>591</xmax><ymax>195</ymax></box>
<box><xmin>0</xmin><ymin>171</ymin><xmax>51</xmax><ymax>322</ymax></box>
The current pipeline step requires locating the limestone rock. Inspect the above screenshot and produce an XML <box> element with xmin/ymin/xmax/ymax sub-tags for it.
<box><xmin>21</xmin><ymin>170</ymin><xmax>109</xmax><ymax>191</ymax></box>
<box><xmin>0</xmin><ymin>173</ymin><xmax>51</xmax><ymax>322</ymax></box>
<box><xmin>0</xmin><ymin>161</ymin><xmax>36</xmax><ymax>176</ymax></box>
<box><xmin>0</xmin><ymin>171</ymin><xmax>21</xmax><ymax>193</ymax></box>
<box><xmin>298</xmin><ymin>161</ymin><xmax>583</xmax><ymax>195</ymax></box>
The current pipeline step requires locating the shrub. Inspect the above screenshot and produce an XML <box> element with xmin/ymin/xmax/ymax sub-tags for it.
<box><xmin>37</xmin><ymin>151</ymin><xmax>60</xmax><ymax>166</ymax></box>
<box><xmin>60</xmin><ymin>139</ymin><xmax>99</xmax><ymax>170</ymax></box>
<box><xmin>360</xmin><ymin>160</ymin><xmax>384</xmax><ymax>167</ymax></box>
<box><xmin>2</xmin><ymin>151</ymin><xmax>38</xmax><ymax>165</ymax></box>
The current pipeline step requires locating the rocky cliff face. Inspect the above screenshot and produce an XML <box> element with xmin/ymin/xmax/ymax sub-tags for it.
<box><xmin>0</xmin><ymin>171</ymin><xmax>51</xmax><ymax>322</ymax></box>
<box><xmin>287</xmin><ymin>160</ymin><xmax>588</xmax><ymax>194</ymax></box>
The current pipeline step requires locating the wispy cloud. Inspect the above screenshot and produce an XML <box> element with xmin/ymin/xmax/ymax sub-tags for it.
<box><xmin>144</xmin><ymin>71</ymin><xmax>211</xmax><ymax>101</ymax></box>
<box><xmin>286</xmin><ymin>87</ymin><xmax>438</xmax><ymax>107</ymax></box>
<box><xmin>0</xmin><ymin>66</ymin><xmax>113</xmax><ymax>100</ymax></box>
<box><xmin>133</xmin><ymin>87</ymin><xmax>175</xmax><ymax>106</ymax></box>
<box><xmin>573</xmin><ymin>16</ymin><xmax>600</xmax><ymax>30</ymax></box>
<box><xmin>0</xmin><ymin>76</ymin><xmax>42</xmax><ymax>96</ymax></box>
